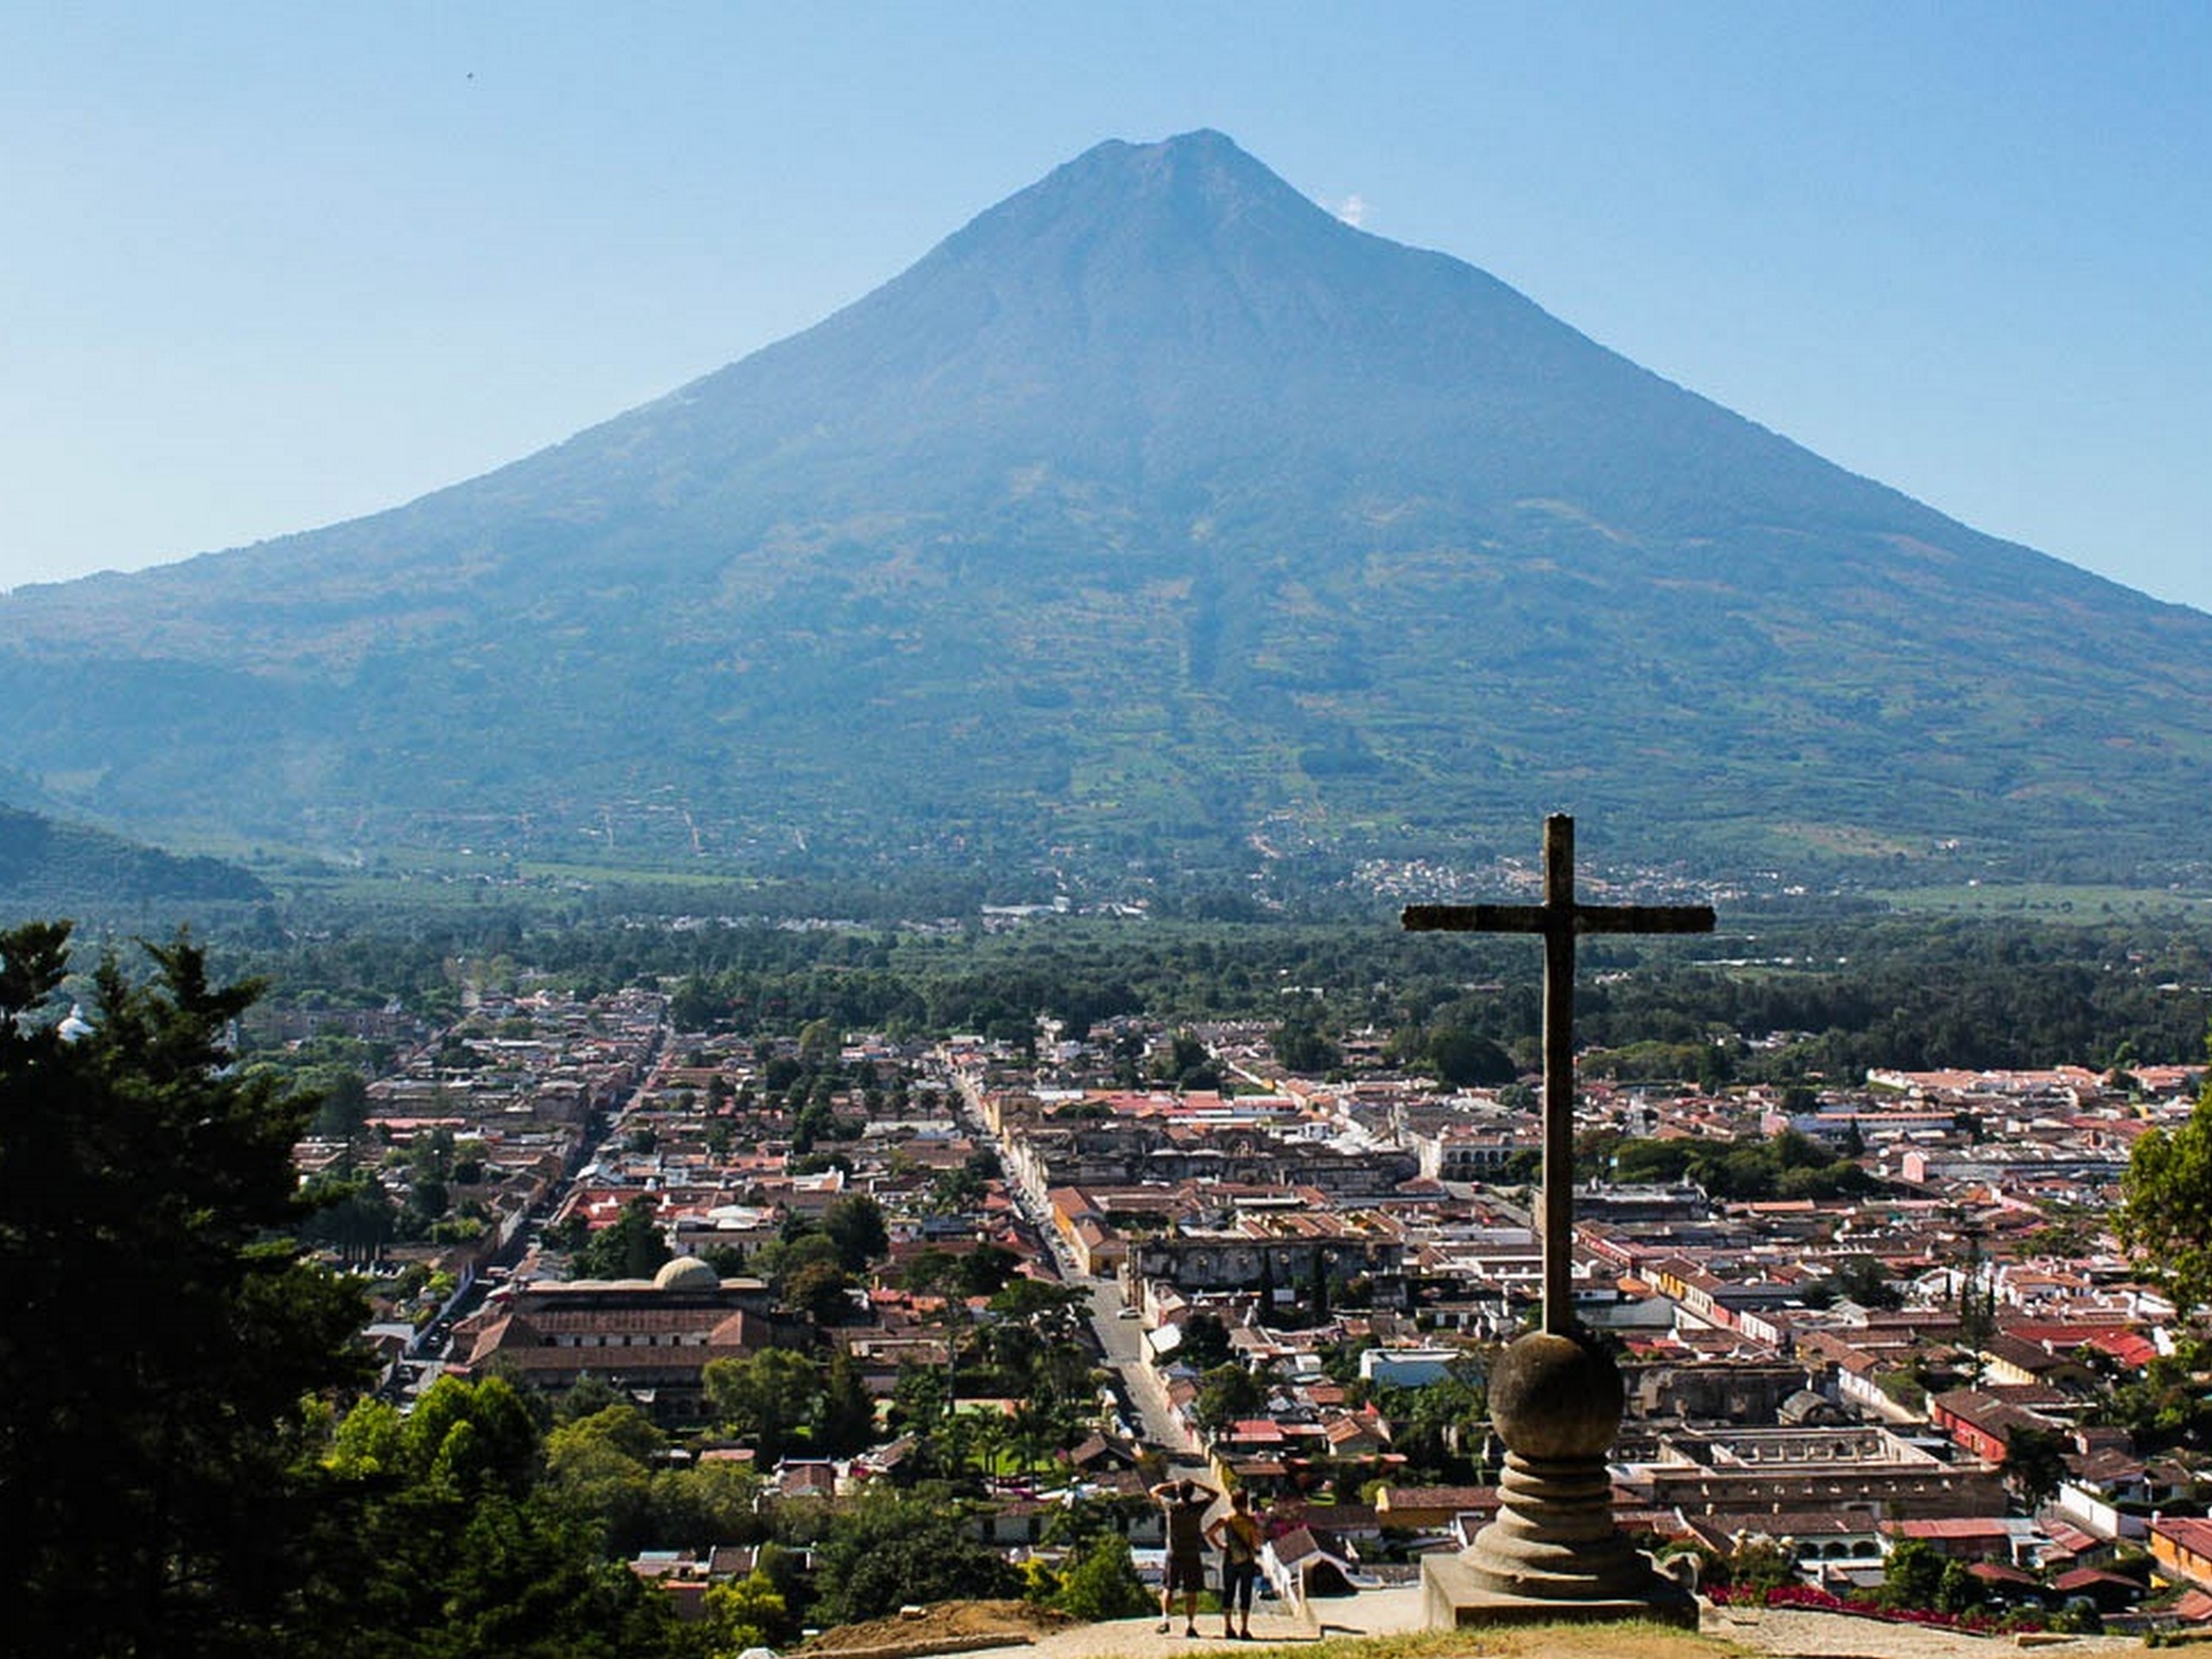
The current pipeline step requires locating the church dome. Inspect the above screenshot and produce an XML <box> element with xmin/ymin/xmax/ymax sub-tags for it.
<box><xmin>652</xmin><ymin>1255</ymin><xmax>721</xmax><ymax>1294</ymax></box>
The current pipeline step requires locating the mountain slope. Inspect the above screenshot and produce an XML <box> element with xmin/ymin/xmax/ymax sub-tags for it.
<box><xmin>4</xmin><ymin>130</ymin><xmax>2209</xmax><ymax>889</ymax></box>
<box><xmin>0</xmin><ymin>804</ymin><xmax>270</xmax><ymax>918</ymax></box>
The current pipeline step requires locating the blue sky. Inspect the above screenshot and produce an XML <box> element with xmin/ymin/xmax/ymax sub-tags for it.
<box><xmin>5</xmin><ymin>3</ymin><xmax>2209</xmax><ymax>611</ymax></box>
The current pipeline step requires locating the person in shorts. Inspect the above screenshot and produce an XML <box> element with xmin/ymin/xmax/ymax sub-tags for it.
<box><xmin>1150</xmin><ymin>1477</ymin><xmax>1218</xmax><ymax>1636</ymax></box>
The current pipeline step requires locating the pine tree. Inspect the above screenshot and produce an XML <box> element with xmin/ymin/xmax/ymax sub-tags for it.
<box><xmin>0</xmin><ymin>924</ymin><xmax>373</xmax><ymax>1656</ymax></box>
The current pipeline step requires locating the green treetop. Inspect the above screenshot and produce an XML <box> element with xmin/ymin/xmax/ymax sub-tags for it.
<box><xmin>2118</xmin><ymin>1047</ymin><xmax>2212</xmax><ymax>1319</ymax></box>
<box><xmin>0</xmin><ymin>922</ymin><xmax>373</xmax><ymax>1656</ymax></box>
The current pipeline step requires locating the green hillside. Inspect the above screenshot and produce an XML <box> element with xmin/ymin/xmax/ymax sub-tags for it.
<box><xmin>0</xmin><ymin>804</ymin><xmax>269</xmax><ymax>919</ymax></box>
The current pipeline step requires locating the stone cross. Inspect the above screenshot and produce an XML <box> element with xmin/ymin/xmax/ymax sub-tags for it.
<box><xmin>1404</xmin><ymin>814</ymin><xmax>1713</xmax><ymax>1337</ymax></box>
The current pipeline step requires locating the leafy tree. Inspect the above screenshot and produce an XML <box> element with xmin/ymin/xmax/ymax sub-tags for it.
<box><xmin>399</xmin><ymin>1371</ymin><xmax>544</xmax><ymax>1497</ymax></box>
<box><xmin>575</xmin><ymin>1194</ymin><xmax>672</xmax><ymax>1281</ymax></box>
<box><xmin>907</xmin><ymin>1241</ymin><xmax>1018</xmax><ymax>1304</ymax></box>
<box><xmin>1936</xmin><ymin>1559</ymin><xmax>1980</xmax><ymax>1616</ymax></box>
<box><xmin>0</xmin><ymin>923</ymin><xmax>374</xmax><ymax>1657</ymax></box>
<box><xmin>541</xmin><ymin>1406</ymin><xmax>665</xmax><ymax>1555</ymax></box>
<box><xmin>705</xmin><ymin>1348</ymin><xmax>822</xmax><ymax>1463</ymax></box>
<box><xmin>1153</xmin><ymin>1029</ymin><xmax>1218</xmax><ymax>1090</ymax></box>
<box><xmin>812</xmin><ymin>1491</ymin><xmax>1021</xmax><ymax>1626</ymax></box>
<box><xmin>816</xmin><ymin>1348</ymin><xmax>879</xmax><ymax>1457</ymax></box>
<box><xmin>2004</xmin><ymin>1423</ymin><xmax>2072</xmax><ymax>1508</ymax></box>
<box><xmin>702</xmin><ymin>1569</ymin><xmax>795</xmax><ymax>1650</ymax></box>
<box><xmin>297</xmin><ymin>1171</ymin><xmax>398</xmax><ymax>1265</ymax></box>
<box><xmin>307</xmin><ymin>1068</ymin><xmax>374</xmax><ymax>1143</ymax></box>
<box><xmin>1878</xmin><ymin>1535</ymin><xmax>1946</xmax><ymax>1610</ymax></box>
<box><xmin>1371</xmin><ymin>1361</ymin><xmax>1490</xmax><ymax>1480</ymax></box>
<box><xmin>1611</xmin><ymin>1137</ymin><xmax>1695</xmax><ymax>1184</ymax></box>
<box><xmin>957</xmin><ymin>1243</ymin><xmax>1020</xmax><ymax>1298</ymax></box>
<box><xmin>2093</xmin><ymin>1341</ymin><xmax>2212</xmax><ymax>1450</ymax></box>
<box><xmin>1273</xmin><ymin>1019</ymin><xmax>1340</xmax><ymax>1076</ymax></box>
<box><xmin>1426</xmin><ymin>1027</ymin><xmax>1517</xmax><ymax>1086</ymax></box>
<box><xmin>754</xmin><ymin>1228</ymin><xmax>843</xmax><ymax>1300</ymax></box>
<box><xmin>556</xmin><ymin>1370</ymin><xmax>629</xmax><ymax>1424</ymax></box>
<box><xmin>797</xmin><ymin>1018</ymin><xmax>839</xmax><ymax>1063</ymax></box>
<box><xmin>321</xmin><ymin>1375</ymin><xmax>690</xmax><ymax>1659</ymax></box>
<box><xmin>647</xmin><ymin>1459</ymin><xmax>766</xmax><ymax>1548</ymax></box>
<box><xmin>989</xmin><ymin>1274</ymin><xmax>1082</xmax><ymax>1325</ymax></box>
<box><xmin>791</xmin><ymin>1100</ymin><xmax>836</xmax><ymax>1155</ymax></box>
<box><xmin>1714</xmin><ymin>1537</ymin><xmax>1798</xmax><ymax>1597</ymax></box>
<box><xmin>1194</xmin><ymin>1363</ymin><xmax>1268</xmax><ymax>1437</ymax></box>
<box><xmin>923</xmin><ymin>1160</ymin><xmax>988</xmax><ymax>1213</ymax></box>
<box><xmin>1827</xmin><ymin>1253</ymin><xmax>1904</xmax><ymax>1310</ymax></box>
<box><xmin>2119</xmin><ymin>1065</ymin><xmax>2212</xmax><ymax>1316</ymax></box>
<box><xmin>822</xmin><ymin>1193</ymin><xmax>891</xmax><ymax>1273</ymax></box>
<box><xmin>783</xmin><ymin>1257</ymin><xmax>856</xmax><ymax>1325</ymax></box>
<box><xmin>1176</xmin><ymin>1313</ymin><xmax>1234</xmax><ymax>1372</ymax></box>
<box><xmin>891</xmin><ymin>1358</ymin><xmax>949</xmax><ymax>1435</ymax></box>
<box><xmin>1052</xmin><ymin>1530</ymin><xmax>1154</xmax><ymax>1620</ymax></box>
<box><xmin>668</xmin><ymin>973</ymin><xmax>726</xmax><ymax>1033</ymax></box>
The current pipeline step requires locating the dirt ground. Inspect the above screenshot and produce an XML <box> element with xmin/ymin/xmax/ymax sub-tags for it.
<box><xmin>800</xmin><ymin>1599</ymin><xmax>1079</xmax><ymax>1659</ymax></box>
<box><xmin>798</xmin><ymin>1592</ymin><xmax>2145</xmax><ymax>1659</ymax></box>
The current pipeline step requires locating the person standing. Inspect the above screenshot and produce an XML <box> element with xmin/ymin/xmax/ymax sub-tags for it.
<box><xmin>1151</xmin><ymin>1477</ymin><xmax>1217</xmax><ymax>1637</ymax></box>
<box><xmin>1207</xmin><ymin>1487</ymin><xmax>1265</xmax><ymax>1639</ymax></box>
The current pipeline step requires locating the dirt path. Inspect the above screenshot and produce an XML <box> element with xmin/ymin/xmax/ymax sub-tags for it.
<box><xmin>1703</xmin><ymin>1602</ymin><xmax>2138</xmax><ymax>1659</ymax></box>
<box><xmin>815</xmin><ymin>1587</ymin><xmax>2144</xmax><ymax>1659</ymax></box>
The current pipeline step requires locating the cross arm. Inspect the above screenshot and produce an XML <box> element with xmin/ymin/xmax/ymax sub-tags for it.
<box><xmin>1402</xmin><ymin>904</ymin><xmax>1548</xmax><ymax>933</ymax></box>
<box><xmin>1402</xmin><ymin>902</ymin><xmax>1716</xmax><ymax>936</ymax></box>
<box><xmin>1577</xmin><ymin>904</ymin><xmax>1717</xmax><ymax>935</ymax></box>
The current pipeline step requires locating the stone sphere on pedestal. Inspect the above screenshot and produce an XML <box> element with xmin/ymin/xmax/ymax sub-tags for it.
<box><xmin>1486</xmin><ymin>1329</ymin><xmax>1623</xmax><ymax>1459</ymax></box>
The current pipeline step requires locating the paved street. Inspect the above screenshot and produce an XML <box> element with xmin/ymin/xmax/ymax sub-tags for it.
<box><xmin>950</xmin><ymin>1068</ymin><xmax>1194</xmax><ymax>1460</ymax></box>
<box><xmin>1080</xmin><ymin>1278</ymin><xmax>1195</xmax><ymax>1455</ymax></box>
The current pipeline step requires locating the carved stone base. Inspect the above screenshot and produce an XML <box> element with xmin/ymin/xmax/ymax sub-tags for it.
<box><xmin>1421</xmin><ymin>1548</ymin><xmax>1698</xmax><ymax>1630</ymax></box>
<box><xmin>1464</xmin><ymin>1450</ymin><xmax>1667</xmax><ymax>1596</ymax></box>
<box><xmin>1421</xmin><ymin>1327</ymin><xmax>1697</xmax><ymax>1631</ymax></box>
<box><xmin>1423</xmin><ymin>1449</ymin><xmax>1694</xmax><ymax>1626</ymax></box>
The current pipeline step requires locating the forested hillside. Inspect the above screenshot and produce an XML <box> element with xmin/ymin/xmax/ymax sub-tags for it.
<box><xmin>0</xmin><ymin>803</ymin><xmax>269</xmax><ymax>916</ymax></box>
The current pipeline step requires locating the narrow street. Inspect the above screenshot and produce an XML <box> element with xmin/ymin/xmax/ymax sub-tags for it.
<box><xmin>945</xmin><ymin>1055</ymin><xmax>1195</xmax><ymax>1459</ymax></box>
<box><xmin>1082</xmin><ymin>1275</ymin><xmax>1197</xmax><ymax>1456</ymax></box>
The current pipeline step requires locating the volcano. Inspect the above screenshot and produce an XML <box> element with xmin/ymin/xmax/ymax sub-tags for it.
<box><xmin>5</xmin><ymin>130</ymin><xmax>2209</xmax><ymax>894</ymax></box>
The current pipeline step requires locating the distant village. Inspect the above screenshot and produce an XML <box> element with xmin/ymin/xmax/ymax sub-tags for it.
<box><xmin>283</xmin><ymin>976</ymin><xmax>2212</xmax><ymax>1632</ymax></box>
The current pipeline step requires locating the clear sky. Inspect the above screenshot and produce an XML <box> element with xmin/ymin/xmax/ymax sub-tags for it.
<box><xmin>5</xmin><ymin>3</ymin><xmax>2209</xmax><ymax>611</ymax></box>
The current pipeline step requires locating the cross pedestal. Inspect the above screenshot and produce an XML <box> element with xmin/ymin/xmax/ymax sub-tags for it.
<box><xmin>1403</xmin><ymin>815</ymin><xmax>1711</xmax><ymax>1630</ymax></box>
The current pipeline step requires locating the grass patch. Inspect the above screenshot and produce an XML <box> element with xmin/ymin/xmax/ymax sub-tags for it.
<box><xmin>1869</xmin><ymin>882</ymin><xmax>2212</xmax><ymax>922</ymax></box>
<box><xmin>1247</xmin><ymin>1624</ymin><xmax>1743</xmax><ymax>1659</ymax></box>
<box><xmin>1768</xmin><ymin>821</ymin><xmax>1928</xmax><ymax>860</ymax></box>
